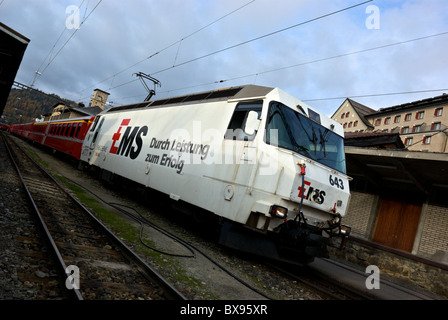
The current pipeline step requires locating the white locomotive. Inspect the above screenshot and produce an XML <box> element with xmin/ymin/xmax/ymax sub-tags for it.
<box><xmin>81</xmin><ymin>85</ymin><xmax>351</xmax><ymax>264</ymax></box>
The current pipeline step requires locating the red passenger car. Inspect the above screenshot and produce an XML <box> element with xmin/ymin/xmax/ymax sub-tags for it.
<box><xmin>42</xmin><ymin>117</ymin><xmax>94</xmax><ymax>159</ymax></box>
<box><xmin>28</xmin><ymin>122</ymin><xmax>48</xmax><ymax>144</ymax></box>
<box><xmin>10</xmin><ymin>116</ymin><xmax>94</xmax><ymax>160</ymax></box>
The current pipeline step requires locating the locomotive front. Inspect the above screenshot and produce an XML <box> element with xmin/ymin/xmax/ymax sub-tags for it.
<box><xmin>269</xmin><ymin>101</ymin><xmax>350</xmax><ymax>258</ymax></box>
<box><xmin>220</xmin><ymin>89</ymin><xmax>351</xmax><ymax>264</ymax></box>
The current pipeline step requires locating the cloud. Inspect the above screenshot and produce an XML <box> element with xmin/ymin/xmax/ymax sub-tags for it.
<box><xmin>1</xmin><ymin>0</ymin><xmax>447</xmax><ymax>116</ymax></box>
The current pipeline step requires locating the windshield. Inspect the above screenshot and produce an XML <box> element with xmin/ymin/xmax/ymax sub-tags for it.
<box><xmin>265</xmin><ymin>102</ymin><xmax>346</xmax><ymax>174</ymax></box>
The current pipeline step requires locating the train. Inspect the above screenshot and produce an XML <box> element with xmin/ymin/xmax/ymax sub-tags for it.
<box><xmin>10</xmin><ymin>117</ymin><xmax>93</xmax><ymax>159</ymax></box>
<box><xmin>9</xmin><ymin>85</ymin><xmax>351</xmax><ymax>264</ymax></box>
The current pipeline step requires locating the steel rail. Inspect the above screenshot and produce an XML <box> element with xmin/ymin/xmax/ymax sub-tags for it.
<box><xmin>3</xmin><ymin>133</ymin><xmax>186</xmax><ymax>300</ymax></box>
<box><xmin>2</xmin><ymin>133</ymin><xmax>83</xmax><ymax>300</ymax></box>
<box><xmin>266</xmin><ymin>261</ymin><xmax>372</xmax><ymax>300</ymax></box>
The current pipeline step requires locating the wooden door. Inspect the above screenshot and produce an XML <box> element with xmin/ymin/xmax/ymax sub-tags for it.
<box><xmin>372</xmin><ymin>198</ymin><xmax>422</xmax><ymax>252</ymax></box>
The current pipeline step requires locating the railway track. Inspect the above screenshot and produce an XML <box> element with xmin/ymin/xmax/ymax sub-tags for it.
<box><xmin>267</xmin><ymin>257</ymin><xmax>436</xmax><ymax>300</ymax></box>
<box><xmin>5</xmin><ymin>133</ymin><xmax>434</xmax><ymax>301</ymax></box>
<box><xmin>2</xmin><ymin>133</ymin><xmax>185</xmax><ymax>300</ymax></box>
<box><xmin>266</xmin><ymin>261</ymin><xmax>372</xmax><ymax>300</ymax></box>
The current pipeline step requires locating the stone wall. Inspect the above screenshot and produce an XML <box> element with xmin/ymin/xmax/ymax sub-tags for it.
<box><xmin>329</xmin><ymin>238</ymin><xmax>448</xmax><ymax>298</ymax></box>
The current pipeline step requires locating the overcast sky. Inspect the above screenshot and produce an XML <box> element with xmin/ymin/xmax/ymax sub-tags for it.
<box><xmin>2</xmin><ymin>0</ymin><xmax>448</xmax><ymax>116</ymax></box>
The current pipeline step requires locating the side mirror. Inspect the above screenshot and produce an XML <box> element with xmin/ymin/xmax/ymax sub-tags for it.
<box><xmin>244</xmin><ymin>111</ymin><xmax>260</xmax><ymax>136</ymax></box>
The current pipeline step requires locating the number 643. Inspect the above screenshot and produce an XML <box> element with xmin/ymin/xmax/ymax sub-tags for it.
<box><xmin>329</xmin><ymin>175</ymin><xmax>344</xmax><ymax>190</ymax></box>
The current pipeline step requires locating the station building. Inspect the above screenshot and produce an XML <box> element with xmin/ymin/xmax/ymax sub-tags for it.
<box><xmin>0</xmin><ymin>23</ymin><xmax>29</xmax><ymax>117</ymax></box>
<box><xmin>332</xmin><ymin>93</ymin><xmax>448</xmax><ymax>153</ymax></box>
<box><xmin>330</xmin><ymin>94</ymin><xmax>448</xmax><ymax>295</ymax></box>
<box><xmin>331</xmin><ymin>94</ymin><xmax>448</xmax><ymax>259</ymax></box>
<box><xmin>43</xmin><ymin>89</ymin><xmax>109</xmax><ymax>121</ymax></box>
<box><xmin>343</xmin><ymin>145</ymin><xmax>448</xmax><ymax>263</ymax></box>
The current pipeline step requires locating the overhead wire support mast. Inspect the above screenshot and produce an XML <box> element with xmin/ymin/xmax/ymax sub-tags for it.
<box><xmin>134</xmin><ymin>72</ymin><xmax>161</xmax><ymax>101</ymax></box>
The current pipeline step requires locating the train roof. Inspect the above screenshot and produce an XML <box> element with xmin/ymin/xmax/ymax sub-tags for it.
<box><xmin>106</xmin><ymin>85</ymin><xmax>274</xmax><ymax>113</ymax></box>
<box><xmin>104</xmin><ymin>84</ymin><xmax>343</xmax><ymax>137</ymax></box>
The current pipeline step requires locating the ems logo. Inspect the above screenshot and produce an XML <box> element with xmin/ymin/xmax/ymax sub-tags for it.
<box><xmin>109</xmin><ymin>119</ymin><xmax>148</xmax><ymax>160</ymax></box>
<box><xmin>298</xmin><ymin>179</ymin><xmax>326</xmax><ymax>204</ymax></box>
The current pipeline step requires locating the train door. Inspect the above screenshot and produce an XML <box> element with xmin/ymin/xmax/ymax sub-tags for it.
<box><xmin>82</xmin><ymin>115</ymin><xmax>104</xmax><ymax>162</ymax></box>
<box><xmin>223</xmin><ymin>101</ymin><xmax>262</xmax><ymax>187</ymax></box>
<box><xmin>89</xmin><ymin>116</ymin><xmax>104</xmax><ymax>150</ymax></box>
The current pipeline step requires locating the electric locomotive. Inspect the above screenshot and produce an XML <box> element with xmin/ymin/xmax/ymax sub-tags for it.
<box><xmin>80</xmin><ymin>85</ymin><xmax>351</xmax><ymax>264</ymax></box>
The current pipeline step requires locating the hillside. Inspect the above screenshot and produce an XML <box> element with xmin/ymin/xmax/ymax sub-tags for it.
<box><xmin>1</xmin><ymin>88</ymin><xmax>77</xmax><ymax>125</ymax></box>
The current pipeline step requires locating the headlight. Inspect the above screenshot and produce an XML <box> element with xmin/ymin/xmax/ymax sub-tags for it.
<box><xmin>341</xmin><ymin>225</ymin><xmax>351</xmax><ymax>236</ymax></box>
<box><xmin>270</xmin><ymin>205</ymin><xmax>288</xmax><ymax>219</ymax></box>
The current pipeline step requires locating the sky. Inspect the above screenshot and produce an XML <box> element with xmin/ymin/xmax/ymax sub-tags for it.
<box><xmin>1</xmin><ymin>0</ymin><xmax>448</xmax><ymax>116</ymax></box>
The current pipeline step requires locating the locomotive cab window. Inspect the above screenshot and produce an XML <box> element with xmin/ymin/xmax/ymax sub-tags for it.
<box><xmin>265</xmin><ymin>101</ymin><xmax>346</xmax><ymax>174</ymax></box>
<box><xmin>225</xmin><ymin>101</ymin><xmax>262</xmax><ymax>141</ymax></box>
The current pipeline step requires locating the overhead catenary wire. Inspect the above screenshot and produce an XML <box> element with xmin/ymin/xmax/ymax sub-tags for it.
<box><xmin>302</xmin><ymin>88</ymin><xmax>448</xmax><ymax>102</ymax></box>
<box><xmin>82</xmin><ymin>0</ymin><xmax>373</xmax><ymax>102</ymax></box>
<box><xmin>30</xmin><ymin>0</ymin><xmax>88</xmax><ymax>85</ymax></box>
<box><xmin>208</xmin><ymin>31</ymin><xmax>448</xmax><ymax>89</ymax></box>
<box><xmin>104</xmin><ymin>7</ymin><xmax>448</xmax><ymax>104</ymax></box>
<box><xmin>29</xmin><ymin>25</ymin><xmax>70</xmax><ymax>87</ymax></box>
<box><xmin>75</xmin><ymin>0</ymin><xmax>257</xmax><ymax>97</ymax></box>
<box><xmin>124</xmin><ymin>30</ymin><xmax>446</xmax><ymax>104</ymax></box>
<box><xmin>148</xmin><ymin>0</ymin><xmax>373</xmax><ymax>76</ymax></box>
<box><xmin>407</xmin><ymin>128</ymin><xmax>448</xmax><ymax>148</ymax></box>
<box><xmin>45</xmin><ymin>1</ymin><xmax>445</xmax><ymax>110</ymax></box>
<box><xmin>32</xmin><ymin>0</ymin><xmax>103</xmax><ymax>85</ymax></box>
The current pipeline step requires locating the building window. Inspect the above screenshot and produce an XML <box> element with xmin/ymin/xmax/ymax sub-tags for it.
<box><xmin>423</xmin><ymin>136</ymin><xmax>431</xmax><ymax>145</ymax></box>
<box><xmin>405</xmin><ymin>137</ymin><xmax>413</xmax><ymax>146</ymax></box>
<box><xmin>354</xmin><ymin>120</ymin><xmax>358</xmax><ymax>127</ymax></box>
<box><xmin>435</xmin><ymin>107</ymin><xmax>443</xmax><ymax>117</ymax></box>
<box><xmin>348</xmin><ymin>121</ymin><xmax>353</xmax><ymax>128</ymax></box>
<box><xmin>394</xmin><ymin>115</ymin><xmax>401</xmax><ymax>123</ymax></box>
<box><xmin>345</xmin><ymin>112</ymin><xmax>350</xmax><ymax>118</ymax></box>
<box><xmin>431</xmin><ymin>122</ymin><xmax>441</xmax><ymax>131</ymax></box>
<box><xmin>401</xmin><ymin>126</ymin><xmax>409</xmax><ymax>134</ymax></box>
<box><xmin>384</xmin><ymin>117</ymin><xmax>391</xmax><ymax>125</ymax></box>
<box><xmin>405</xmin><ymin>113</ymin><xmax>412</xmax><ymax>121</ymax></box>
<box><xmin>413</xmin><ymin>125</ymin><xmax>422</xmax><ymax>133</ymax></box>
<box><xmin>343</xmin><ymin>123</ymin><xmax>347</xmax><ymax>128</ymax></box>
<box><xmin>416</xmin><ymin>111</ymin><xmax>425</xmax><ymax>120</ymax></box>
<box><xmin>375</xmin><ymin>119</ymin><xmax>381</xmax><ymax>126</ymax></box>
